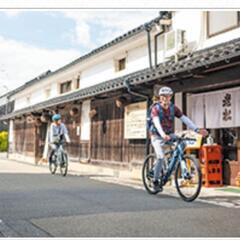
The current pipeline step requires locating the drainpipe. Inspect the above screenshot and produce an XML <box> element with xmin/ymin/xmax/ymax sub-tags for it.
<box><xmin>124</xmin><ymin>79</ymin><xmax>151</xmax><ymax>158</ymax></box>
<box><xmin>144</xmin><ymin>23</ymin><xmax>153</xmax><ymax>69</ymax></box>
<box><xmin>154</xmin><ymin>28</ymin><xmax>165</xmax><ymax>67</ymax></box>
<box><xmin>154</xmin><ymin>11</ymin><xmax>172</xmax><ymax>66</ymax></box>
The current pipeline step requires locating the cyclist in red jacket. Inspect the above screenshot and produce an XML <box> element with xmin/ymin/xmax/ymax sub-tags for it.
<box><xmin>149</xmin><ymin>86</ymin><xmax>208</xmax><ymax>191</ymax></box>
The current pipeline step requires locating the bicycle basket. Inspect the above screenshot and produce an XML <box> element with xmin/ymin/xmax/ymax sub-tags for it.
<box><xmin>185</xmin><ymin>134</ymin><xmax>203</xmax><ymax>149</ymax></box>
<box><xmin>177</xmin><ymin>130</ymin><xmax>203</xmax><ymax>150</ymax></box>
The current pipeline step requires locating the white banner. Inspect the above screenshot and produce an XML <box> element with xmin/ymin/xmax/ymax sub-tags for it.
<box><xmin>190</xmin><ymin>86</ymin><xmax>240</xmax><ymax>129</ymax></box>
<box><xmin>205</xmin><ymin>87</ymin><xmax>240</xmax><ymax>128</ymax></box>
<box><xmin>189</xmin><ymin>94</ymin><xmax>205</xmax><ymax>128</ymax></box>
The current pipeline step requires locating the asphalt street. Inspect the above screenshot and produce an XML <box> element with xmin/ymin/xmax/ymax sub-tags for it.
<box><xmin>0</xmin><ymin>160</ymin><xmax>240</xmax><ymax>237</ymax></box>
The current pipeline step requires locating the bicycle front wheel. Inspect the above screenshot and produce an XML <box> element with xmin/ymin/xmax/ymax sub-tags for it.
<box><xmin>49</xmin><ymin>159</ymin><xmax>57</xmax><ymax>175</ymax></box>
<box><xmin>174</xmin><ymin>154</ymin><xmax>202</xmax><ymax>202</ymax></box>
<box><xmin>60</xmin><ymin>152</ymin><xmax>68</xmax><ymax>177</ymax></box>
<box><xmin>142</xmin><ymin>154</ymin><xmax>160</xmax><ymax>195</ymax></box>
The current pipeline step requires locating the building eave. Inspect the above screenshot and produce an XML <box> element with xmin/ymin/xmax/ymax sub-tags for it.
<box><xmin>1</xmin><ymin>36</ymin><xmax>240</xmax><ymax>121</ymax></box>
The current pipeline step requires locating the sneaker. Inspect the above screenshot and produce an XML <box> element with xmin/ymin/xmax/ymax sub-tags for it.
<box><xmin>183</xmin><ymin>172</ymin><xmax>192</xmax><ymax>180</ymax></box>
<box><xmin>153</xmin><ymin>180</ymin><xmax>163</xmax><ymax>192</ymax></box>
<box><xmin>148</xmin><ymin>169</ymin><xmax>154</xmax><ymax>178</ymax></box>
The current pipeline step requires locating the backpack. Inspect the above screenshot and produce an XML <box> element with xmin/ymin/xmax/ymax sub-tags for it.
<box><xmin>147</xmin><ymin>102</ymin><xmax>175</xmax><ymax>134</ymax></box>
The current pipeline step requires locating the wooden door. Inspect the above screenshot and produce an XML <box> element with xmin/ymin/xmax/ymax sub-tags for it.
<box><xmin>91</xmin><ymin>99</ymin><xmax>124</xmax><ymax>164</ymax></box>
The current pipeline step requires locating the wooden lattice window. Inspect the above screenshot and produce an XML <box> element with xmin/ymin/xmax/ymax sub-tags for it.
<box><xmin>60</xmin><ymin>81</ymin><xmax>72</xmax><ymax>94</ymax></box>
<box><xmin>115</xmin><ymin>58</ymin><xmax>126</xmax><ymax>72</ymax></box>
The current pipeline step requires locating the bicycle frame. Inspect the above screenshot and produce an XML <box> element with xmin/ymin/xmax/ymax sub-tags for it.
<box><xmin>162</xmin><ymin>141</ymin><xmax>186</xmax><ymax>185</ymax></box>
<box><xmin>53</xmin><ymin>142</ymin><xmax>66</xmax><ymax>163</ymax></box>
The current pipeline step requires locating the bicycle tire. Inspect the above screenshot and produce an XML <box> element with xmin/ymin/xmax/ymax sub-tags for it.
<box><xmin>142</xmin><ymin>154</ymin><xmax>161</xmax><ymax>195</ymax></box>
<box><xmin>60</xmin><ymin>152</ymin><xmax>68</xmax><ymax>177</ymax></box>
<box><xmin>49</xmin><ymin>160</ymin><xmax>57</xmax><ymax>175</ymax></box>
<box><xmin>174</xmin><ymin>154</ymin><xmax>202</xmax><ymax>202</ymax></box>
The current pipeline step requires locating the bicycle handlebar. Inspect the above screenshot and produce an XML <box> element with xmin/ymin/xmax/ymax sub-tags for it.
<box><xmin>168</xmin><ymin>134</ymin><xmax>197</xmax><ymax>143</ymax></box>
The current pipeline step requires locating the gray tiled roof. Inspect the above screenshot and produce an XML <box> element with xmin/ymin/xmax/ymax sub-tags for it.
<box><xmin>1</xmin><ymin>36</ymin><xmax>240</xmax><ymax>120</ymax></box>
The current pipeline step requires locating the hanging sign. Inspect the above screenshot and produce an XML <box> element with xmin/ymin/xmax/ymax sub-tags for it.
<box><xmin>204</xmin><ymin>87</ymin><xmax>240</xmax><ymax>128</ymax></box>
<box><xmin>124</xmin><ymin>101</ymin><xmax>147</xmax><ymax>139</ymax></box>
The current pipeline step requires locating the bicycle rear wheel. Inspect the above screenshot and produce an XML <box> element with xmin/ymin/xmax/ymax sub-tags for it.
<box><xmin>142</xmin><ymin>154</ymin><xmax>161</xmax><ymax>195</ymax></box>
<box><xmin>174</xmin><ymin>154</ymin><xmax>202</xmax><ymax>202</ymax></box>
<box><xmin>60</xmin><ymin>152</ymin><xmax>68</xmax><ymax>177</ymax></box>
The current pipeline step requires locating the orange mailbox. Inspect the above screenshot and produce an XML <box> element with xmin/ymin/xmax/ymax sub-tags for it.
<box><xmin>199</xmin><ymin>145</ymin><xmax>223</xmax><ymax>187</ymax></box>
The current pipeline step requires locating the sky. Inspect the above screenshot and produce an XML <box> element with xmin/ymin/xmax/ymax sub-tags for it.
<box><xmin>0</xmin><ymin>10</ymin><xmax>159</xmax><ymax>94</ymax></box>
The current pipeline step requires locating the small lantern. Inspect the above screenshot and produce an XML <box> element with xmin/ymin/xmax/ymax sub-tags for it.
<box><xmin>69</xmin><ymin>107</ymin><xmax>79</xmax><ymax>117</ymax></box>
<box><xmin>40</xmin><ymin>113</ymin><xmax>50</xmax><ymax>123</ymax></box>
<box><xmin>35</xmin><ymin>117</ymin><xmax>42</xmax><ymax>126</ymax></box>
<box><xmin>115</xmin><ymin>96</ymin><xmax>127</xmax><ymax>108</ymax></box>
<box><xmin>115</xmin><ymin>99</ymin><xmax>123</xmax><ymax>108</ymax></box>
<box><xmin>26</xmin><ymin>115</ymin><xmax>33</xmax><ymax>123</ymax></box>
<box><xmin>89</xmin><ymin>109</ymin><xmax>97</xmax><ymax>118</ymax></box>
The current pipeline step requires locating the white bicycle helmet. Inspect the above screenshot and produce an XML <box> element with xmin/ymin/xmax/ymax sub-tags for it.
<box><xmin>158</xmin><ymin>86</ymin><xmax>173</xmax><ymax>96</ymax></box>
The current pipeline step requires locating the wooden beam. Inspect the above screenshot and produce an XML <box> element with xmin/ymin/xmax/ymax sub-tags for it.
<box><xmin>169</xmin><ymin>65</ymin><xmax>240</xmax><ymax>93</ymax></box>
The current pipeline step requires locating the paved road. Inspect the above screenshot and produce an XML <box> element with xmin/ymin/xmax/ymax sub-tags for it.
<box><xmin>0</xmin><ymin>160</ymin><xmax>240</xmax><ymax>237</ymax></box>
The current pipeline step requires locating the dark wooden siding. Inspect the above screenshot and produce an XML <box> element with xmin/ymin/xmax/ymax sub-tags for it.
<box><xmin>59</xmin><ymin>103</ymin><xmax>90</xmax><ymax>160</ymax></box>
<box><xmin>61</xmin><ymin>105</ymin><xmax>81</xmax><ymax>159</ymax></box>
<box><xmin>90</xmin><ymin>98</ymin><xmax>146</xmax><ymax>166</ymax></box>
<box><xmin>91</xmin><ymin>99</ymin><xmax>124</xmax><ymax>163</ymax></box>
<box><xmin>35</xmin><ymin>122</ymin><xmax>48</xmax><ymax>161</ymax></box>
<box><xmin>13</xmin><ymin>120</ymin><xmax>36</xmax><ymax>156</ymax></box>
<box><xmin>122</xmin><ymin>139</ymin><xmax>146</xmax><ymax>163</ymax></box>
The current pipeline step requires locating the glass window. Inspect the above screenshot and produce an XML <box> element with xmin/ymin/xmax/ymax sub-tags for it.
<box><xmin>207</xmin><ymin>11</ymin><xmax>239</xmax><ymax>37</ymax></box>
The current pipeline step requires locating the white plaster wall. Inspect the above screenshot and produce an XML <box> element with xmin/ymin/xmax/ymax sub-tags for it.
<box><xmin>80</xmin><ymin>59</ymin><xmax>114</xmax><ymax>89</ymax></box>
<box><xmin>126</xmin><ymin>43</ymin><xmax>149</xmax><ymax>72</ymax></box>
<box><xmin>80</xmin><ymin>100</ymin><xmax>91</xmax><ymax>141</ymax></box>
<box><xmin>172</xmin><ymin>11</ymin><xmax>205</xmax><ymax>51</ymax></box>
<box><xmin>173</xmin><ymin>11</ymin><xmax>240</xmax><ymax>51</ymax></box>
<box><xmin>14</xmin><ymin>97</ymin><xmax>27</xmax><ymax>110</ymax></box>
<box><xmin>13</xmin><ymin>36</ymin><xmax>150</xmax><ymax>106</ymax></box>
<box><xmin>80</xmin><ymin>42</ymin><xmax>151</xmax><ymax>89</ymax></box>
<box><xmin>203</xmin><ymin>26</ymin><xmax>240</xmax><ymax>49</ymax></box>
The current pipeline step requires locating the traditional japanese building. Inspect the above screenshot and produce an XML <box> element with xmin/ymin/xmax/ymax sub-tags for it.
<box><xmin>1</xmin><ymin>11</ymin><xmax>240</xmax><ymax>185</ymax></box>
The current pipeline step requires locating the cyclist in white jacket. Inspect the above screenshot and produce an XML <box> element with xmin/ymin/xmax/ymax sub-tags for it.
<box><xmin>49</xmin><ymin>114</ymin><xmax>70</xmax><ymax>161</ymax></box>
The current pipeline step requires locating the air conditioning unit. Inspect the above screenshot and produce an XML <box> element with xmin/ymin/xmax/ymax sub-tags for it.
<box><xmin>164</xmin><ymin>29</ymin><xmax>186</xmax><ymax>59</ymax></box>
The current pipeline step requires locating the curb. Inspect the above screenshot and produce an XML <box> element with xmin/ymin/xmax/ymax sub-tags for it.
<box><xmin>1</xmin><ymin>155</ymin><xmax>240</xmax><ymax>202</ymax></box>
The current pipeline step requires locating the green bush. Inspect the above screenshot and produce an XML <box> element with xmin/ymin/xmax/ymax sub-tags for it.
<box><xmin>0</xmin><ymin>131</ymin><xmax>8</xmax><ymax>152</ymax></box>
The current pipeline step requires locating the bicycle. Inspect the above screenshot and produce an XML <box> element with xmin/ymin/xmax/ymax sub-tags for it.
<box><xmin>142</xmin><ymin>133</ymin><xmax>202</xmax><ymax>202</ymax></box>
<box><xmin>49</xmin><ymin>141</ymin><xmax>68</xmax><ymax>177</ymax></box>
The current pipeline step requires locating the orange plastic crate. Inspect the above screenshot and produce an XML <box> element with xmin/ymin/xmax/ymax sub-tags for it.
<box><xmin>200</xmin><ymin>145</ymin><xmax>223</xmax><ymax>187</ymax></box>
